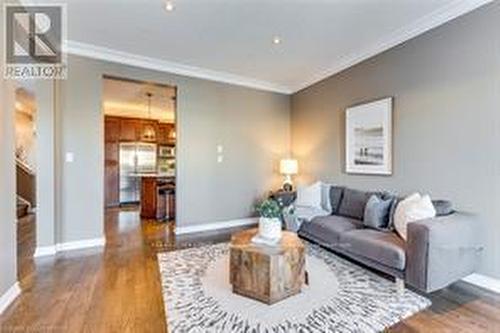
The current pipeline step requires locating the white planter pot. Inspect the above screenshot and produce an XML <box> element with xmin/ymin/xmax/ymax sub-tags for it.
<box><xmin>258</xmin><ymin>217</ymin><xmax>282</xmax><ymax>240</ymax></box>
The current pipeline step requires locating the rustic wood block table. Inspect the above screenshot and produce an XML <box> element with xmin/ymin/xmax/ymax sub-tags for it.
<box><xmin>229</xmin><ymin>228</ymin><xmax>305</xmax><ymax>305</ymax></box>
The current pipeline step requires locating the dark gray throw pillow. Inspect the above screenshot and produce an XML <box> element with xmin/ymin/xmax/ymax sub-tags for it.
<box><xmin>329</xmin><ymin>186</ymin><xmax>344</xmax><ymax>214</ymax></box>
<box><xmin>363</xmin><ymin>195</ymin><xmax>394</xmax><ymax>230</ymax></box>
<box><xmin>337</xmin><ymin>188</ymin><xmax>382</xmax><ymax>220</ymax></box>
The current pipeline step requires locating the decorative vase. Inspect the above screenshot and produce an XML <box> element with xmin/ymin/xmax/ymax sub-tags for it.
<box><xmin>258</xmin><ymin>217</ymin><xmax>282</xmax><ymax>240</ymax></box>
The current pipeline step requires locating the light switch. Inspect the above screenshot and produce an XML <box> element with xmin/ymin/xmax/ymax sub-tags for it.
<box><xmin>217</xmin><ymin>155</ymin><xmax>224</xmax><ymax>163</ymax></box>
<box><xmin>216</xmin><ymin>145</ymin><xmax>224</xmax><ymax>154</ymax></box>
<box><xmin>65</xmin><ymin>152</ymin><xmax>74</xmax><ymax>163</ymax></box>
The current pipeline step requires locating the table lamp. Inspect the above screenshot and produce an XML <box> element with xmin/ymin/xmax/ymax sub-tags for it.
<box><xmin>279</xmin><ymin>159</ymin><xmax>298</xmax><ymax>191</ymax></box>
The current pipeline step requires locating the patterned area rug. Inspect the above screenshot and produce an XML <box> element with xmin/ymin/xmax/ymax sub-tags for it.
<box><xmin>158</xmin><ymin>242</ymin><xmax>430</xmax><ymax>333</ymax></box>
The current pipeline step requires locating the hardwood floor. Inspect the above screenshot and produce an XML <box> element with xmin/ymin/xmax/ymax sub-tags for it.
<box><xmin>1</xmin><ymin>207</ymin><xmax>499</xmax><ymax>332</ymax></box>
<box><xmin>16</xmin><ymin>213</ymin><xmax>36</xmax><ymax>283</ymax></box>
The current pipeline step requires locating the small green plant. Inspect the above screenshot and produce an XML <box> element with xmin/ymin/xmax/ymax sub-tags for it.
<box><xmin>255</xmin><ymin>199</ymin><xmax>282</xmax><ymax>219</ymax></box>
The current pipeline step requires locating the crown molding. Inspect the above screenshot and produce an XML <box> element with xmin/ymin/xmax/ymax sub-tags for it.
<box><xmin>64</xmin><ymin>0</ymin><xmax>491</xmax><ymax>95</ymax></box>
<box><xmin>292</xmin><ymin>0</ymin><xmax>493</xmax><ymax>92</ymax></box>
<box><xmin>65</xmin><ymin>41</ymin><xmax>292</xmax><ymax>95</ymax></box>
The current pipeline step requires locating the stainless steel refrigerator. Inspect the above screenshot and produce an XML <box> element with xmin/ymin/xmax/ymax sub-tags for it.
<box><xmin>119</xmin><ymin>142</ymin><xmax>157</xmax><ymax>204</ymax></box>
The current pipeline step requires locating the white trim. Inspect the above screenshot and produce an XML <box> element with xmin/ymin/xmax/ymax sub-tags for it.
<box><xmin>462</xmin><ymin>273</ymin><xmax>500</xmax><ymax>294</ymax></box>
<box><xmin>65</xmin><ymin>41</ymin><xmax>292</xmax><ymax>95</ymax></box>
<box><xmin>0</xmin><ymin>282</ymin><xmax>21</xmax><ymax>315</ymax></box>
<box><xmin>56</xmin><ymin>237</ymin><xmax>106</xmax><ymax>252</ymax></box>
<box><xmin>63</xmin><ymin>0</ymin><xmax>491</xmax><ymax>94</ymax></box>
<box><xmin>34</xmin><ymin>245</ymin><xmax>57</xmax><ymax>258</ymax></box>
<box><xmin>175</xmin><ymin>218</ymin><xmax>258</xmax><ymax>235</ymax></box>
<box><xmin>292</xmin><ymin>0</ymin><xmax>493</xmax><ymax>92</ymax></box>
<box><xmin>34</xmin><ymin>237</ymin><xmax>106</xmax><ymax>257</ymax></box>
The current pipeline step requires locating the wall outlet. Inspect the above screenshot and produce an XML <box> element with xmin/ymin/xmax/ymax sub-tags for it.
<box><xmin>217</xmin><ymin>155</ymin><xmax>224</xmax><ymax>163</ymax></box>
<box><xmin>216</xmin><ymin>145</ymin><xmax>224</xmax><ymax>154</ymax></box>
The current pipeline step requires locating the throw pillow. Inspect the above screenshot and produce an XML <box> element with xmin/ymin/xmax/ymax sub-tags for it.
<box><xmin>363</xmin><ymin>195</ymin><xmax>394</xmax><ymax>230</ymax></box>
<box><xmin>329</xmin><ymin>186</ymin><xmax>344</xmax><ymax>214</ymax></box>
<box><xmin>394</xmin><ymin>193</ymin><xmax>436</xmax><ymax>240</ymax></box>
<box><xmin>296</xmin><ymin>181</ymin><xmax>322</xmax><ymax>209</ymax></box>
<box><xmin>320</xmin><ymin>182</ymin><xmax>332</xmax><ymax>213</ymax></box>
<box><xmin>337</xmin><ymin>188</ymin><xmax>383</xmax><ymax>220</ymax></box>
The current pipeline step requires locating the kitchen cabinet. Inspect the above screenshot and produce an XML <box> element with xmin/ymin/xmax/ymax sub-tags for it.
<box><xmin>139</xmin><ymin>120</ymin><xmax>158</xmax><ymax>142</ymax></box>
<box><xmin>120</xmin><ymin>119</ymin><xmax>140</xmax><ymax>141</ymax></box>
<box><xmin>158</xmin><ymin>123</ymin><xmax>175</xmax><ymax>145</ymax></box>
<box><xmin>105</xmin><ymin>116</ymin><xmax>120</xmax><ymax>207</ymax></box>
<box><xmin>140</xmin><ymin>176</ymin><xmax>175</xmax><ymax>220</ymax></box>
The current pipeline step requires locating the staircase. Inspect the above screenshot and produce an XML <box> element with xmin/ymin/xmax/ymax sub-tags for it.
<box><xmin>17</xmin><ymin>197</ymin><xmax>30</xmax><ymax>219</ymax></box>
<box><xmin>16</xmin><ymin>159</ymin><xmax>36</xmax><ymax>219</ymax></box>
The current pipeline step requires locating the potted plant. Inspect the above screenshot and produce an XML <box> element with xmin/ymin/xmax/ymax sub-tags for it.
<box><xmin>255</xmin><ymin>199</ymin><xmax>282</xmax><ymax>241</ymax></box>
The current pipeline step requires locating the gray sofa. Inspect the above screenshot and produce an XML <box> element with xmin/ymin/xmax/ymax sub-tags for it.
<box><xmin>294</xmin><ymin>187</ymin><xmax>482</xmax><ymax>293</ymax></box>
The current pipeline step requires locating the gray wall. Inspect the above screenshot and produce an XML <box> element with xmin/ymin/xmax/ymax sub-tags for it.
<box><xmin>0</xmin><ymin>27</ymin><xmax>18</xmax><ymax>298</ymax></box>
<box><xmin>56</xmin><ymin>55</ymin><xmax>290</xmax><ymax>242</ymax></box>
<box><xmin>291</xmin><ymin>3</ymin><xmax>500</xmax><ymax>279</ymax></box>
<box><xmin>35</xmin><ymin>81</ymin><xmax>57</xmax><ymax>247</ymax></box>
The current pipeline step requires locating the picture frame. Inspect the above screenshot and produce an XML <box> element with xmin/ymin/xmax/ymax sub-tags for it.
<box><xmin>345</xmin><ymin>97</ymin><xmax>393</xmax><ymax>175</ymax></box>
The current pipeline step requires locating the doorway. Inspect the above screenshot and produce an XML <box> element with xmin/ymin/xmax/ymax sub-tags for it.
<box><xmin>102</xmin><ymin>75</ymin><xmax>177</xmax><ymax>224</ymax></box>
<box><xmin>14</xmin><ymin>81</ymin><xmax>37</xmax><ymax>280</ymax></box>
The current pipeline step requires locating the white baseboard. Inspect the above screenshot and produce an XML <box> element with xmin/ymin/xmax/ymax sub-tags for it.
<box><xmin>0</xmin><ymin>282</ymin><xmax>21</xmax><ymax>315</ymax></box>
<box><xmin>34</xmin><ymin>237</ymin><xmax>106</xmax><ymax>258</ymax></box>
<box><xmin>462</xmin><ymin>273</ymin><xmax>500</xmax><ymax>294</ymax></box>
<box><xmin>56</xmin><ymin>238</ymin><xmax>106</xmax><ymax>252</ymax></box>
<box><xmin>34</xmin><ymin>245</ymin><xmax>57</xmax><ymax>257</ymax></box>
<box><xmin>175</xmin><ymin>218</ymin><xmax>258</xmax><ymax>235</ymax></box>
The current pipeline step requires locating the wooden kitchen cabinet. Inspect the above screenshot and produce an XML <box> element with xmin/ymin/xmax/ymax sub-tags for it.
<box><xmin>120</xmin><ymin>118</ymin><xmax>140</xmax><ymax>141</ymax></box>
<box><xmin>104</xmin><ymin>116</ymin><xmax>120</xmax><ymax>207</ymax></box>
<box><xmin>139</xmin><ymin>120</ymin><xmax>158</xmax><ymax>142</ymax></box>
<box><xmin>105</xmin><ymin>117</ymin><xmax>120</xmax><ymax>141</ymax></box>
<box><xmin>157</xmin><ymin>123</ymin><xmax>175</xmax><ymax>145</ymax></box>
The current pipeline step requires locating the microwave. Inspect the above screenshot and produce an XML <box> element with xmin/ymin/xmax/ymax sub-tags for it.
<box><xmin>159</xmin><ymin>146</ymin><xmax>175</xmax><ymax>158</ymax></box>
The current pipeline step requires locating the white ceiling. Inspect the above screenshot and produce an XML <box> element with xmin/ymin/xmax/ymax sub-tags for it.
<box><xmin>46</xmin><ymin>0</ymin><xmax>491</xmax><ymax>93</ymax></box>
<box><xmin>102</xmin><ymin>77</ymin><xmax>176</xmax><ymax>123</ymax></box>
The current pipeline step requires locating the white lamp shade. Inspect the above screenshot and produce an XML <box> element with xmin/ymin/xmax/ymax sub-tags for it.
<box><xmin>280</xmin><ymin>159</ymin><xmax>298</xmax><ymax>175</ymax></box>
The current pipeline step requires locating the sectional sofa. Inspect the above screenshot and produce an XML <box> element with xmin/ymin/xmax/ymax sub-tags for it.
<box><xmin>284</xmin><ymin>186</ymin><xmax>482</xmax><ymax>293</ymax></box>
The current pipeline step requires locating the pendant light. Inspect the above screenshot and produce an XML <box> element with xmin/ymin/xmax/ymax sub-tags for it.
<box><xmin>143</xmin><ymin>92</ymin><xmax>156</xmax><ymax>141</ymax></box>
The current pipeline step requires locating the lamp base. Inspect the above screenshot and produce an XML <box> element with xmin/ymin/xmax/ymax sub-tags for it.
<box><xmin>282</xmin><ymin>174</ymin><xmax>293</xmax><ymax>192</ymax></box>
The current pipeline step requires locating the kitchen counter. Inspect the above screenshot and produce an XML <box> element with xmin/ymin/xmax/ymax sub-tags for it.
<box><xmin>139</xmin><ymin>175</ymin><xmax>175</xmax><ymax>220</ymax></box>
<box><xmin>129</xmin><ymin>172</ymin><xmax>175</xmax><ymax>178</ymax></box>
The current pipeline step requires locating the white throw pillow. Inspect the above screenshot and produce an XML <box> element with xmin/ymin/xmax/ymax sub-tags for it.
<box><xmin>394</xmin><ymin>193</ymin><xmax>436</xmax><ymax>240</ymax></box>
<box><xmin>296</xmin><ymin>181</ymin><xmax>322</xmax><ymax>209</ymax></box>
<box><xmin>320</xmin><ymin>182</ymin><xmax>332</xmax><ymax>213</ymax></box>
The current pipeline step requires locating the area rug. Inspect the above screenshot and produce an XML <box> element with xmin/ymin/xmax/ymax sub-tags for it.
<box><xmin>158</xmin><ymin>242</ymin><xmax>430</xmax><ymax>333</ymax></box>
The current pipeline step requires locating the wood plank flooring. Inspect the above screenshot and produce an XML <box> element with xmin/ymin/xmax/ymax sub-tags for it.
<box><xmin>1</xmin><ymin>207</ymin><xmax>499</xmax><ymax>332</ymax></box>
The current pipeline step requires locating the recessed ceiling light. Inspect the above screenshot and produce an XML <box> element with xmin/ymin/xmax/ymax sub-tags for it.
<box><xmin>165</xmin><ymin>1</ymin><xmax>174</xmax><ymax>12</ymax></box>
<box><xmin>272</xmin><ymin>36</ymin><xmax>281</xmax><ymax>45</ymax></box>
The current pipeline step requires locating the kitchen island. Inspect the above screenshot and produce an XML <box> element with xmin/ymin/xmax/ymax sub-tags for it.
<box><xmin>133</xmin><ymin>174</ymin><xmax>175</xmax><ymax>220</ymax></box>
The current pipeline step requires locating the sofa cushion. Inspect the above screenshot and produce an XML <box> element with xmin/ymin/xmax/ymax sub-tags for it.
<box><xmin>299</xmin><ymin>215</ymin><xmax>363</xmax><ymax>245</ymax></box>
<box><xmin>329</xmin><ymin>186</ymin><xmax>344</xmax><ymax>214</ymax></box>
<box><xmin>337</xmin><ymin>188</ymin><xmax>382</xmax><ymax>220</ymax></box>
<box><xmin>363</xmin><ymin>195</ymin><xmax>394</xmax><ymax>230</ymax></box>
<box><xmin>340</xmin><ymin>229</ymin><xmax>406</xmax><ymax>270</ymax></box>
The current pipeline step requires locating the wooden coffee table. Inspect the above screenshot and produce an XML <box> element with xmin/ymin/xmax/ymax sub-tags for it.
<box><xmin>229</xmin><ymin>228</ymin><xmax>305</xmax><ymax>305</ymax></box>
